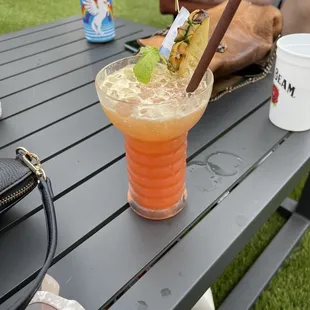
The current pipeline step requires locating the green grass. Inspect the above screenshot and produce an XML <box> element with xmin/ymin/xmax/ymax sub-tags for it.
<box><xmin>254</xmin><ymin>231</ymin><xmax>310</xmax><ymax>310</ymax></box>
<box><xmin>1</xmin><ymin>1</ymin><xmax>309</xmax><ymax>309</ymax></box>
<box><xmin>211</xmin><ymin>212</ymin><xmax>287</xmax><ymax>308</ymax></box>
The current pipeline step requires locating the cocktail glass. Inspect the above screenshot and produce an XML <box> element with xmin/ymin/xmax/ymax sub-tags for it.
<box><xmin>95</xmin><ymin>56</ymin><xmax>214</xmax><ymax>220</ymax></box>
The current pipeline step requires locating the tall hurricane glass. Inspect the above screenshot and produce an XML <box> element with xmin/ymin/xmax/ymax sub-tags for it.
<box><xmin>95</xmin><ymin>56</ymin><xmax>213</xmax><ymax>220</ymax></box>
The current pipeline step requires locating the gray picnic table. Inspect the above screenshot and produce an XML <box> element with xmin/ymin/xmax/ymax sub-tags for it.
<box><xmin>0</xmin><ymin>15</ymin><xmax>309</xmax><ymax>310</ymax></box>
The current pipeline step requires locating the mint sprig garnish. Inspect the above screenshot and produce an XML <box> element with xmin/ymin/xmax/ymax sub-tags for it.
<box><xmin>133</xmin><ymin>46</ymin><xmax>167</xmax><ymax>84</ymax></box>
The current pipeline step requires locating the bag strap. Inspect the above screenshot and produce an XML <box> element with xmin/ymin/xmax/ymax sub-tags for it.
<box><xmin>8</xmin><ymin>153</ymin><xmax>58</xmax><ymax>310</ymax></box>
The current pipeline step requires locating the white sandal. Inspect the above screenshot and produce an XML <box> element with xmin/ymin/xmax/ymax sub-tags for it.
<box><xmin>27</xmin><ymin>274</ymin><xmax>86</xmax><ymax>310</ymax></box>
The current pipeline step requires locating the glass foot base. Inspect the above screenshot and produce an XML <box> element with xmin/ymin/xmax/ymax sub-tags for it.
<box><xmin>128</xmin><ymin>189</ymin><xmax>187</xmax><ymax>220</ymax></box>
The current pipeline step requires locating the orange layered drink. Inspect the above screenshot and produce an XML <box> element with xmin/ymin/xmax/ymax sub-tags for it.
<box><xmin>95</xmin><ymin>56</ymin><xmax>213</xmax><ymax>220</ymax></box>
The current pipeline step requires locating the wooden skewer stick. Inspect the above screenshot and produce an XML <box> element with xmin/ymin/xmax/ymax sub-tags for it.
<box><xmin>175</xmin><ymin>0</ymin><xmax>180</xmax><ymax>13</ymax></box>
<box><xmin>186</xmin><ymin>0</ymin><xmax>242</xmax><ymax>92</ymax></box>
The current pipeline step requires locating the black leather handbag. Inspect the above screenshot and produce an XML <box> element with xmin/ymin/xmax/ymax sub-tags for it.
<box><xmin>0</xmin><ymin>147</ymin><xmax>58</xmax><ymax>310</ymax></box>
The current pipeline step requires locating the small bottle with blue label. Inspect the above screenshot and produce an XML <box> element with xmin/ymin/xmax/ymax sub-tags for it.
<box><xmin>80</xmin><ymin>0</ymin><xmax>115</xmax><ymax>43</ymax></box>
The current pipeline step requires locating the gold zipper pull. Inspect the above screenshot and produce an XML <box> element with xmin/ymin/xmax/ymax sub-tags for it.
<box><xmin>16</xmin><ymin>147</ymin><xmax>47</xmax><ymax>181</ymax></box>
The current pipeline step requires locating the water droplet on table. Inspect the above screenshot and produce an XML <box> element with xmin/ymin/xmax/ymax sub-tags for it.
<box><xmin>161</xmin><ymin>288</ymin><xmax>171</xmax><ymax>297</ymax></box>
<box><xmin>206</xmin><ymin>152</ymin><xmax>245</xmax><ymax>177</ymax></box>
<box><xmin>188</xmin><ymin>161</ymin><xmax>222</xmax><ymax>192</ymax></box>
<box><xmin>137</xmin><ymin>300</ymin><xmax>148</xmax><ymax>309</ymax></box>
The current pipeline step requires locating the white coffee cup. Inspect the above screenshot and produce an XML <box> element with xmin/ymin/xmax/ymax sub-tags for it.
<box><xmin>269</xmin><ymin>33</ymin><xmax>310</xmax><ymax>131</ymax></box>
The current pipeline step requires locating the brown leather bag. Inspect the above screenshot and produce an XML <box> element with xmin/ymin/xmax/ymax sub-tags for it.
<box><xmin>139</xmin><ymin>1</ymin><xmax>283</xmax><ymax>101</ymax></box>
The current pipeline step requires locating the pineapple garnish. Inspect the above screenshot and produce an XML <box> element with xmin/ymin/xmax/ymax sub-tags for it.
<box><xmin>133</xmin><ymin>9</ymin><xmax>210</xmax><ymax>85</ymax></box>
<box><xmin>168</xmin><ymin>9</ymin><xmax>210</xmax><ymax>75</ymax></box>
